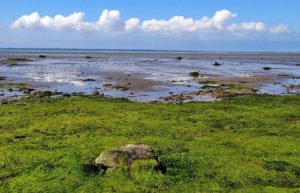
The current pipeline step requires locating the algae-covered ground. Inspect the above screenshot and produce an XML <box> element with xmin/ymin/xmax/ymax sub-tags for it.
<box><xmin>0</xmin><ymin>95</ymin><xmax>299</xmax><ymax>193</ymax></box>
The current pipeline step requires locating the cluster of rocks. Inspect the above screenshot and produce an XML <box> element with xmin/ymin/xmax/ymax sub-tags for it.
<box><xmin>159</xmin><ymin>93</ymin><xmax>194</xmax><ymax>103</ymax></box>
<box><xmin>285</xmin><ymin>84</ymin><xmax>300</xmax><ymax>90</ymax></box>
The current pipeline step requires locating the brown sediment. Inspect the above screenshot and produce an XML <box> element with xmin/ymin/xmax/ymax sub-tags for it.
<box><xmin>103</xmin><ymin>72</ymin><xmax>161</xmax><ymax>91</ymax></box>
<box><xmin>196</xmin><ymin>75</ymin><xmax>282</xmax><ymax>85</ymax></box>
<box><xmin>285</xmin><ymin>84</ymin><xmax>300</xmax><ymax>90</ymax></box>
<box><xmin>159</xmin><ymin>83</ymin><xmax>259</xmax><ymax>104</ymax></box>
<box><xmin>0</xmin><ymin>58</ymin><xmax>33</xmax><ymax>64</ymax></box>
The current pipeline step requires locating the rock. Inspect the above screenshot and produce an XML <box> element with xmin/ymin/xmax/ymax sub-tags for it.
<box><xmin>189</xmin><ymin>71</ymin><xmax>200</xmax><ymax>78</ymax></box>
<box><xmin>92</xmin><ymin>90</ymin><xmax>100</xmax><ymax>96</ymax></box>
<box><xmin>82</xmin><ymin>78</ymin><xmax>96</xmax><ymax>82</ymax></box>
<box><xmin>102</xmin><ymin>82</ymin><xmax>112</xmax><ymax>87</ymax></box>
<box><xmin>176</xmin><ymin>56</ymin><xmax>183</xmax><ymax>60</ymax></box>
<box><xmin>95</xmin><ymin>144</ymin><xmax>156</xmax><ymax>168</ymax></box>
<box><xmin>213</xmin><ymin>62</ymin><xmax>222</xmax><ymax>66</ymax></box>
<box><xmin>63</xmin><ymin>93</ymin><xmax>71</xmax><ymax>98</ymax></box>
<box><xmin>263</xmin><ymin>67</ymin><xmax>272</xmax><ymax>71</ymax></box>
<box><xmin>39</xmin><ymin>55</ymin><xmax>47</xmax><ymax>58</ymax></box>
<box><xmin>85</xmin><ymin>56</ymin><xmax>93</xmax><ymax>59</ymax></box>
<box><xmin>21</xmin><ymin>88</ymin><xmax>35</xmax><ymax>94</ymax></box>
<box><xmin>0</xmin><ymin>76</ymin><xmax>6</xmax><ymax>80</ymax></box>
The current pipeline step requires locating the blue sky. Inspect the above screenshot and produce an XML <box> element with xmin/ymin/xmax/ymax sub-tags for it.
<box><xmin>0</xmin><ymin>0</ymin><xmax>299</xmax><ymax>51</ymax></box>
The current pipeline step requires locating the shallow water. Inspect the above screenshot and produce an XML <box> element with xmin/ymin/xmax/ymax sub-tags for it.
<box><xmin>0</xmin><ymin>50</ymin><xmax>299</xmax><ymax>101</ymax></box>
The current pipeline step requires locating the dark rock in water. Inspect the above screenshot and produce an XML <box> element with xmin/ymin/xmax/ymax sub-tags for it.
<box><xmin>176</xmin><ymin>56</ymin><xmax>183</xmax><ymax>60</ymax></box>
<box><xmin>213</xmin><ymin>62</ymin><xmax>222</xmax><ymax>66</ymax></box>
<box><xmin>0</xmin><ymin>76</ymin><xmax>6</xmax><ymax>80</ymax></box>
<box><xmin>263</xmin><ymin>67</ymin><xmax>272</xmax><ymax>71</ymax></box>
<box><xmin>92</xmin><ymin>90</ymin><xmax>100</xmax><ymax>96</ymax></box>
<box><xmin>85</xmin><ymin>56</ymin><xmax>93</xmax><ymax>59</ymax></box>
<box><xmin>9</xmin><ymin>63</ymin><xmax>18</xmax><ymax>66</ymax></box>
<box><xmin>189</xmin><ymin>71</ymin><xmax>200</xmax><ymax>78</ymax></box>
<box><xmin>63</xmin><ymin>93</ymin><xmax>71</xmax><ymax>98</ymax></box>
<box><xmin>95</xmin><ymin>144</ymin><xmax>156</xmax><ymax>168</ymax></box>
<box><xmin>39</xmin><ymin>55</ymin><xmax>47</xmax><ymax>58</ymax></box>
<box><xmin>82</xmin><ymin>78</ymin><xmax>96</xmax><ymax>82</ymax></box>
<box><xmin>20</xmin><ymin>88</ymin><xmax>35</xmax><ymax>94</ymax></box>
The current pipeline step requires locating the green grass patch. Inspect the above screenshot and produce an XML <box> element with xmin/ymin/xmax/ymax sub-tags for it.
<box><xmin>0</xmin><ymin>95</ymin><xmax>299</xmax><ymax>192</ymax></box>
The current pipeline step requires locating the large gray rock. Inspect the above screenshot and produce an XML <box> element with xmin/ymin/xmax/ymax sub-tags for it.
<box><xmin>95</xmin><ymin>144</ymin><xmax>156</xmax><ymax>168</ymax></box>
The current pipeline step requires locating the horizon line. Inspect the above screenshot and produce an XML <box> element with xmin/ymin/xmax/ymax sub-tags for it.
<box><xmin>0</xmin><ymin>48</ymin><xmax>299</xmax><ymax>53</ymax></box>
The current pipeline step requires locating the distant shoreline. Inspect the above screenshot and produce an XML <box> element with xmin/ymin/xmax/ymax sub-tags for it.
<box><xmin>0</xmin><ymin>48</ymin><xmax>299</xmax><ymax>54</ymax></box>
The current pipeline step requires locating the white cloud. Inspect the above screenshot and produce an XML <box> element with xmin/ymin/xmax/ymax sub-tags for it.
<box><xmin>11</xmin><ymin>11</ymin><xmax>86</xmax><ymax>31</ymax></box>
<box><xmin>141</xmin><ymin>9</ymin><xmax>237</xmax><ymax>33</ymax></box>
<box><xmin>227</xmin><ymin>22</ymin><xmax>267</xmax><ymax>35</ymax></box>
<box><xmin>270</xmin><ymin>24</ymin><xmax>290</xmax><ymax>34</ymax></box>
<box><xmin>10</xmin><ymin>9</ymin><xmax>290</xmax><ymax>36</ymax></box>
<box><xmin>11</xmin><ymin>10</ymin><xmax>126</xmax><ymax>32</ymax></box>
<box><xmin>125</xmin><ymin>18</ymin><xmax>140</xmax><ymax>32</ymax></box>
<box><xmin>97</xmin><ymin>9</ymin><xmax>124</xmax><ymax>31</ymax></box>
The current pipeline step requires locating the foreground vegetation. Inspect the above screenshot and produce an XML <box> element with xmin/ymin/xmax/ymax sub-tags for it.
<box><xmin>0</xmin><ymin>95</ymin><xmax>299</xmax><ymax>192</ymax></box>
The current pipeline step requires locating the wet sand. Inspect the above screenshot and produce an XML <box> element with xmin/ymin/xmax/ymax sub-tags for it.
<box><xmin>0</xmin><ymin>50</ymin><xmax>299</xmax><ymax>102</ymax></box>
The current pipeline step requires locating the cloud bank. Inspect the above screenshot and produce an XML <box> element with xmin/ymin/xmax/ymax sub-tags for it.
<box><xmin>11</xmin><ymin>9</ymin><xmax>290</xmax><ymax>35</ymax></box>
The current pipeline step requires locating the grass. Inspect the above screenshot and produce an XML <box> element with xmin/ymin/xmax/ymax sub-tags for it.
<box><xmin>0</xmin><ymin>95</ymin><xmax>299</xmax><ymax>192</ymax></box>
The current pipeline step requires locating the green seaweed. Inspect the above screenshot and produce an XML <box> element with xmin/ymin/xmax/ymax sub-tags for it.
<box><xmin>0</xmin><ymin>95</ymin><xmax>299</xmax><ymax>192</ymax></box>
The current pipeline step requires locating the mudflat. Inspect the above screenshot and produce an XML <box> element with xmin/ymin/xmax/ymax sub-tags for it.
<box><xmin>0</xmin><ymin>50</ymin><xmax>299</xmax><ymax>102</ymax></box>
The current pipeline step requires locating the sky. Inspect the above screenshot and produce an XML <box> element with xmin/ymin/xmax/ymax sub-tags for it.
<box><xmin>0</xmin><ymin>0</ymin><xmax>299</xmax><ymax>51</ymax></box>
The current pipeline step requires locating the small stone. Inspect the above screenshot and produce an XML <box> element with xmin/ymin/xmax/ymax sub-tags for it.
<box><xmin>103</xmin><ymin>83</ymin><xmax>112</xmax><ymax>87</ymax></box>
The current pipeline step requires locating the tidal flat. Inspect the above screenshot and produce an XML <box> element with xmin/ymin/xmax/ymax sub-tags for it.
<box><xmin>0</xmin><ymin>50</ymin><xmax>300</xmax><ymax>192</ymax></box>
<box><xmin>0</xmin><ymin>50</ymin><xmax>300</xmax><ymax>102</ymax></box>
